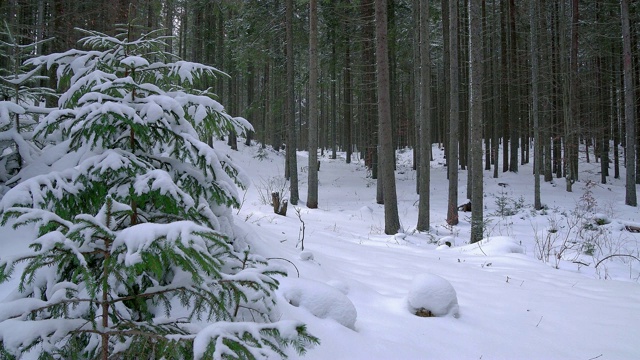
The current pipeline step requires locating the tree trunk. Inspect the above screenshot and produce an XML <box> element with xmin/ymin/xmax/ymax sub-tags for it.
<box><xmin>442</xmin><ymin>0</ymin><xmax>450</xmax><ymax>176</ymax></box>
<box><xmin>446</xmin><ymin>0</ymin><xmax>460</xmax><ymax>226</ymax></box>
<box><xmin>621</xmin><ymin>0</ymin><xmax>637</xmax><ymax>206</ymax></box>
<box><xmin>531</xmin><ymin>0</ymin><xmax>542</xmax><ymax>210</ymax></box>
<box><xmin>508</xmin><ymin>0</ymin><xmax>518</xmax><ymax>173</ymax></box>
<box><xmin>469</xmin><ymin>0</ymin><xmax>483</xmax><ymax>242</ymax></box>
<box><xmin>375</xmin><ymin>0</ymin><xmax>401</xmax><ymax>235</ymax></box>
<box><xmin>417</xmin><ymin>0</ymin><xmax>431</xmax><ymax>232</ymax></box>
<box><xmin>500</xmin><ymin>0</ymin><xmax>509</xmax><ymax>173</ymax></box>
<box><xmin>330</xmin><ymin>22</ymin><xmax>338</xmax><ymax>160</ymax></box>
<box><xmin>568</xmin><ymin>0</ymin><xmax>579</xmax><ymax>187</ymax></box>
<box><xmin>286</xmin><ymin>0</ymin><xmax>299</xmax><ymax>205</ymax></box>
<box><xmin>344</xmin><ymin>24</ymin><xmax>353</xmax><ymax>165</ymax></box>
<box><xmin>307</xmin><ymin>0</ymin><xmax>319</xmax><ymax>209</ymax></box>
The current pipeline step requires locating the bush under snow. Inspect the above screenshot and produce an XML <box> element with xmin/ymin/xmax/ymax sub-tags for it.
<box><xmin>407</xmin><ymin>273</ymin><xmax>459</xmax><ymax>318</ymax></box>
<box><xmin>280</xmin><ymin>278</ymin><xmax>357</xmax><ymax>330</ymax></box>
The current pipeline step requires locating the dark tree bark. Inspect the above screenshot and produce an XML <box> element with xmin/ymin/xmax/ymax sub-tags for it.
<box><xmin>375</xmin><ymin>0</ymin><xmax>400</xmax><ymax>235</ymax></box>
<box><xmin>622</xmin><ymin>0</ymin><xmax>637</xmax><ymax>206</ymax></box>
<box><xmin>417</xmin><ymin>0</ymin><xmax>431</xmax><ymax>232</ymax></box>
<box><xmin>469</xmin><ymin>0</ymin><xmax>483</xmax><ymax>242</ymax></box>
<box><xmin>307</xmin><ymin>0</ymin><xmax>319</xmax><ymax>209</ymax></box>
<box><xmin>285</xmin><ymin>0</ymin><xmax>299</xmax><ymax>205</ymax></box>
<box><xmin>446</xmin><ymin>0</ymin><xmax>460</xmax><ymax>226</ymax></box>
<box><xmin>531</xmin><ymin>0</ymin><xmax>542</xmax><ymax>210</ymax></box>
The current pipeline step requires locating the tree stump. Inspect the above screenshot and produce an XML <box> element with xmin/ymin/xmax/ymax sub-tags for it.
<box><xmin>272</xmin><ymin>192</ymin><xmax>288</xmax><ymax>216</ymax></box>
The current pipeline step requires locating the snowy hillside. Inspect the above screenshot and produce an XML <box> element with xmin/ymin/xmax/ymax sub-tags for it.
<box><xmin>2</xmin><ymin>139</ymin><xmax>640</xmax><ymax>359</ymax></box>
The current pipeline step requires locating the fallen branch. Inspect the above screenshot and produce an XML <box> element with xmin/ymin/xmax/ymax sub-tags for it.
<box><xmin>594</xmin><ymin>254</ymin><xmax>640</xmax><ymax>268</ymax></box>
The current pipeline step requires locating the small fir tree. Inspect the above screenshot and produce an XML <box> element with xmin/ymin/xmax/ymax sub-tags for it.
<box><xmin>0</xmin><ymin>27</ymin><xmax>317</xmax><ymax>359</ymax></box>
<box><xmin>0</xmin><ymin>21</ymin><xmax>53</xmax><ymax>189</ymax></box>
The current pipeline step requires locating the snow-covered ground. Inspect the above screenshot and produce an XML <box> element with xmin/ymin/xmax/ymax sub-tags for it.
<box><xmin>2</xmin><ymin>140</ymin><xmax>640</xmax><ymax>359</ymax></box>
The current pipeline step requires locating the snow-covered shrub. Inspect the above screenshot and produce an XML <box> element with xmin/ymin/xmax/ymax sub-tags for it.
<box><xmin>407</xmin><ymin>274</ymin><xmax>459</xmax><ymax>318</ymax></box>
<box><xmin>255</xmin><ymin>175</ymin><xmax>289</xmax><ymax>206</ymax></box>
<box><xmin>281</xmin><ymin>279</ymin><xmax>358</xmax><ymax>330</ymax></box>
<box><xmin>0</xmin><ymin>27</ymin><xmax>316</xmax><ymax>359</ymax></box>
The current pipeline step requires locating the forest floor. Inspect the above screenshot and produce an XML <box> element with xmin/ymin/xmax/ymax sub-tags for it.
<box><xmin>234</xmin><ymin>141</ymin><xmax>640</xmax><ymax>360</ymax></box>
<box><xmin>2</xmin><ymin>140</ymin><xmax>639</xmax><ymax>359</ymax></box>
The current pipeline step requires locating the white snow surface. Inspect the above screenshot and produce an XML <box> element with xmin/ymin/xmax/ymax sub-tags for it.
<box><xmin>407</xmin><ymin>273</ymin><xmax>459</xmax><ymax>317</ymax></box>
<box><xmin>1</xmin><ymin>139</ymin><xmax>640</xmax><ymax>359</ymax></box>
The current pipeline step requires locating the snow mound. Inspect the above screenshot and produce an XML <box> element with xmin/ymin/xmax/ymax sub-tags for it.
<box><xmin>280</xmin><ymin>278</ymin><xmax>357</xmax><ymax>329</ymax></box>
<box><xmin>326</xmin><ymin>280</ymin><xmax>350</xmax><ymax>295</ymax></box>
<box><xmin>438</xmin><ymin>236</ymin><xmax>456</xmax><ymax>247</ymax></box>
<box><xmin>407</xmin><ymin>274</ymin><xmax>459</xmax><ymax>318</ymax></box>
<box><xmin>456</xmin><ymin>236</ymin><xmax>524</xmax><ymax>256</ymax></box>
<box><xmin>299</xmin><ymin>251</ymin><xmax>314</xmax><ymax>261</ymax></box>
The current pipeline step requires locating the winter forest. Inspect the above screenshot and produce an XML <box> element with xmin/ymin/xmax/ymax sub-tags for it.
<box><xmin>1</xmin><ymin>0</ymin><xmax>639</xmax><ymax>359</ymax></box>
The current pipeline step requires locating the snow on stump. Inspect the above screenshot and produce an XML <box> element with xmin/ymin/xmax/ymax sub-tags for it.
<box><xmin>281</xmin><ymin>279</ymin><xmax>357</xmax><ymax>329</ymax></box>
<box><xmin>407</xmin><ymin>274</ymin><xmax>459</xmax><ymax>318</ymax></box>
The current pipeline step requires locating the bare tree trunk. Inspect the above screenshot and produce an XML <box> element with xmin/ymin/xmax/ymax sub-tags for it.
<box><xmin>442</xmin><ymin>0</ymin><xmax>450</xmax><ymax>177</ymax></box>
<box><xmin>417</xmin><ymin>0</ymin><xmax>431</xmax><ymax>232</ymax></box>
<box><xmin>491</xmin><ymin>0</ymin><xmax>500</xmax><ymax>179</ymax></box>
<box><xmin>413</xmin><ymin>0</ymin><xmax>421</xmax><ymax>193</ymax></box>
<box><xmin>508</xmin><ymin>0</ymin><xmax>518</xmax><ymax>173</ymax></box>
<box><xmin>531</xmin><ymin>0</ymin><xmax>542</xmax><ymax>210</ymax></box>
<box><xmin>286</xmin><ymin>0</ymin><xmax>299</xmax><ymax>205</ymax></box>
<box><xmin>622</xmin><ymin>0</ymin><xmax>637</xmax><ymax>206</ymax></box>
<box><xmin>375</xmin><ymin>0</ymin><xmax>400</xmax><ymax>235</ymax></box>
<box><xmin>330</xmin><ymin>19</ymin><xmax>338</xmax><ymax>160</ymax></box>
<box><xmin>344</xmin><ymin>26</ymin><xmax>353</xmax><ymax>165</ymax></box>
<box><xmin>307</xmin><ymin>0</ymin><xmax>319</xmax><ymax>209</ymax></box>
<box><xmin>500</xmin><ymin>0</ymin><xmax>509</xmax><ymax>173</ymax></box>
<box><xmin>446</xmin><ymin>0</ymin><xmax>460</xmax><ymax>226</ymax></box>
<box><xmin>568</xmin><ymin>0</ymin><xmax>579</xmax><ymax>187</ymax></box>
<box><xmin>469</xmin><ymin>0</ymin><xmax>483</xmax><ymax>242</ymax></box>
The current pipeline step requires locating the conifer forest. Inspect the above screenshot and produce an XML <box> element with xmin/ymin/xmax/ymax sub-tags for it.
<box><xmin>0</xmin><ymin>1</ymin><xmax>639</xmax><ymax>359</ymax></box>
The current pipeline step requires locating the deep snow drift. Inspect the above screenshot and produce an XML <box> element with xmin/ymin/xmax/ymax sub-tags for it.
<box><xmin>2</xmin><ymin>140</ymin><xmax>640</xmax><ymax>359</ymax></box>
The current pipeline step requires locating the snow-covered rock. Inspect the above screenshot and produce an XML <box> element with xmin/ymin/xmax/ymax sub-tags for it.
<box><xmin>407</xmin><ymin>273</ymin><xmax>459</xmax><ymax>318</ymax></box>
<box><xmin>280</xmin><ymin>278</ymin><xmax>357</xmax><ymax>329</ymax></box>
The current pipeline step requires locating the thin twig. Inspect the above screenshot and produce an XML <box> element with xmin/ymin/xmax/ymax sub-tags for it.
<box><xmin>267</xmin><ymin>257</ymin><xmax>300</xmax><ymax>278</ymax></box>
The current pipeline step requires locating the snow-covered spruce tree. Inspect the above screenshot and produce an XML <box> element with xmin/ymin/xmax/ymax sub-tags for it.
<box><xmin>0</xmin><ymin>27</ymin><xmax>317</xmax><ymax>359</ymax></box>
<box><xmin>0</xmin><ymin>21</ymin><xmax>53</xmax><ymax>190</ymax></box>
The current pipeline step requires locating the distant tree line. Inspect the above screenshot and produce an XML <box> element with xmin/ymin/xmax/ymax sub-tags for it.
<box><xmin>1</xmin><ymin>0</ymin><xmax>638</xmax><ymax>240</ymax></box>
